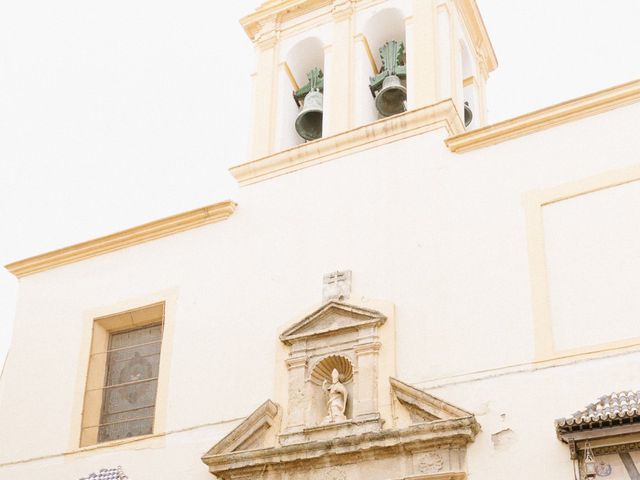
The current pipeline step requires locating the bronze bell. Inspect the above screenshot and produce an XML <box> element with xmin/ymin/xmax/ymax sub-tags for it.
<box><xmin>375</xmin><ymin>74</ymin><xmax>407</xmax><ymax>117</ymax></box>
<box><xmin>295</xmin><ymin>90</ymin><xmax>324</xmax><ymax>141</ymax></box>
<box><xmin>464</xmin><ymin>101</ymin><xmax>473</xmax><ymax>127</ymax></box>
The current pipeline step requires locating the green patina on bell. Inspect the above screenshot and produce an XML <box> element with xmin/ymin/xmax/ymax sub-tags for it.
<box><xmin>369</xmin><ymin>40</ymin><xmax>407</xmax><ymax>117</ymax></box>
<box><xmin>293</xmin><ymin>68</ymin><xmax>324</xmax><ymax>141</ymax></box>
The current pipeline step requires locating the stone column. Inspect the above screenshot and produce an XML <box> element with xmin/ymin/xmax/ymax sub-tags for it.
<box><xmin>249</xmin><ymin>18</ymin><xmax>279</xmax><ymax>159</ymax></box>
<box><xmin>323</xmin><ymin>0</ymin><xmax>355</xmax><ymax>136</ymax></box>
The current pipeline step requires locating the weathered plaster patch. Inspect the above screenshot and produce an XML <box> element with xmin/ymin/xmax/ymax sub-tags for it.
<box><xmin>491</xmin><ymin>428</ymin><xmax>516</xmax><ymax>450</ymax></box>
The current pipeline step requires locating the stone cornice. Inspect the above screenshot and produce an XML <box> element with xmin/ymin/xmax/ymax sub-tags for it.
<box><xmin>279</xmin><ymin>301</ymin><xmax>387</xmax><ymax>345</ymax></box>
<box><xmin>230</xmin><ymin>99</ymin><xmax>464</xmax><ymax>186</ymax></box>
<box><xmin>202</xmin><ymin>416</ymin><xmax>479</xmax><ymax>476</ymax></box>
<box><xmin>241</xmin><ymin>0</ymin><xmax>332</xmax><ymax>40</ymax></box>
<box><xmin>452</xmin><ymin>0</ymin><xmax>497</xmax><ymax>74</ymax></box>
<box><xmin>242</xmin><ymin>0</ymin><xmax>495</xmax><ymax>74</ymax></box>
<box><xmin>446</xmin><ymin>78</ymin><xmax>640</xmax><ymax>153</ymax></box>
<box><xmin>4</xmin><ymin>200</ymin><xmax>237</xmax><ymax>278</ymax></box>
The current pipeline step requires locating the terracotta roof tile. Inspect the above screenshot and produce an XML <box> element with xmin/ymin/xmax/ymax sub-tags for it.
<box><xmin>79</xmin><ymin>467</ymin><xmax>128</xmax><ymax>480</ymax></box>
<box><xmin>555</xmin><ymin>391</ymin><xmax>640</xmax><ymax>434</ymax></box>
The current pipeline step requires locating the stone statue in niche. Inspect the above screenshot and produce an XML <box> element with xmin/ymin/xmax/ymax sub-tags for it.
<box><xmin>322</xmin><ymin>369</ymin><xmax>348</xmax><ymax>423</ymax></box>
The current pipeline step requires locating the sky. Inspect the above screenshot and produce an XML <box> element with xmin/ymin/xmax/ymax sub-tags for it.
<box><xmin>0</xmin><ymin>0</ymin><xmax>638</xmax><ymax>371</ymax></box>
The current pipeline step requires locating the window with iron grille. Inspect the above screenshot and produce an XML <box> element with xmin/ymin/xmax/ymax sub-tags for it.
<box><xmin>80</xmin><ymin>302</ymin><xmax>165</xmax><ymax>446</ymax></box>
<box><xmin>98</xmin><ymin>324</ymin><xmax>162</xmax><ymax>442</ymax></box>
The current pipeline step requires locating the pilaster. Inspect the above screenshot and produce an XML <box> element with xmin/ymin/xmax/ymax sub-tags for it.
<box><xmin>250</xmin><ymin>18</ymin><xmax>280</xmax><ymax>159</ymax></box>
<box><xmin>285</xmin><ymin>355</ymin><xmax>308</xmax><ymax>430</ymax></box>
<box><xmin>324</xmin><ymin>0</ymin><xmax>355</xmax><ymax>135</ymax></box>
<box><xmin>409</xmin><ymin>0</ymin><xmax>439</xmax><ymax>108</ymax></box>
<box><xmin>353</xmin><ymin>332</ymin><xmax>381</xmax><ymax>419</ymax></box>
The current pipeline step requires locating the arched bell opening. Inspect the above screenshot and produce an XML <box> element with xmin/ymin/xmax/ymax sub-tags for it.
<box><xmin>276</xmin><ymin>37</ymin><xmax>326</xmax><ymax>150</ymax></box>
<box><xmin>355</xmin><ymin>7</ymin><xmax>407</xmax><ymax>127</ymax></box>
<box><xmin>308</xmin><ymin>354</ymin><xmax>354</xmax><ymax>425</ymax></box>
<box><xmin>460</xmin><ymin>41</ymin><xmax>476</xmax><ymax>129</ymax></box>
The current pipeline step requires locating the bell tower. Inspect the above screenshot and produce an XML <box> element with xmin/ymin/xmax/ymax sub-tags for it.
<box><xmin>240</xmin><ymin>0</ymin><xmax>497</xmax><ymax>161</ymax></box>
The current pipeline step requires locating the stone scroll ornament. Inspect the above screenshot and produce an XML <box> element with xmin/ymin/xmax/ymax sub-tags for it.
<box><xmin>322</xmin><ymin>368</ymin><xmax>348</xmax><ymax>423</ymax></box>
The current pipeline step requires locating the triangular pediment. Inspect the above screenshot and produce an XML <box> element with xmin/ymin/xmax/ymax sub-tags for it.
<box><xmin>390</xmin><ymin>377</ymin><xmax>475</xmax><ymax>424</ymax></box>
<box><xmin>203</xmin><ymin>400</ymin><xmax>279</xmax><ymax>457</ymax></box>
<box><xmin>280</xmin><ymin>301</ymin><xmax>386</xmax><ymax>345</ymax></box>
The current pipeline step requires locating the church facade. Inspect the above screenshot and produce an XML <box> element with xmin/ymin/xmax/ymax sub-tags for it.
<box><xmin>1</xmin><ymin>1</ymin><xmax>640</xmax><ymax>479</ymax></box>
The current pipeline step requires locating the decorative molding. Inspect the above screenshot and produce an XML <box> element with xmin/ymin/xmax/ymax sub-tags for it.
<box><xmin>243</xmin><ymin>0</ymin><xmax>495</xmax><ymax>73</ymax></box>
<box><xmin>561</xmin><ymin>424</ymin><xmax>640</xmax><ymax>443</ymax></box>
<box><xmin>594</xmin><ymin>442</ymin><xmax>640</xmax><ymax>457</ymax></box>
<box><xmin>331</xmin><ymin>0</ymin><xmax>355</xmax><ymax>20</ymax></box>
<box><xmin>559</xmin><ymin>424</ymin><xmax>640</xmax><ymax>460</ymax></box>
<box><xmin>241</xmin><ymin>0</ymin><xmax>332</xmax><ymax>40</ymax></box>
<box><xmin>390</xmin><ymin>377</ymin><xmax>475</xmax><ymax>422</ymax></box>
<box><xmin>230</xmin><ymin>99</ymin><xmax>464</xmax><ymax>186</ymax></box>
<box><xmin>397</xmin><ymin>474</ymin><xmax>466</xmax><ymax>480</ymax></box>
<box><xmin>5</xmin><ymin>200</ymin><xmax>237</xmax><ymax>278</ymax></box>
<box><xmin>202</xmin><ymin>416</ymin><xmax>478</xmax><ymax>475</ymax></box>
<box><xmin>446</xmin><ymin>79</ymin><xmax>640</xmax><ymax>153</ymax></box>
<box><xmin>354</xmin><ymin>342</ymin><xmax>382</xmax><ymax>355</ymax></box>
<box><xmin>286</xmin><ymin>357</ymin><xmax>308</xmax><ymax>369</ymax></box>
<box><xmin>452</xmin><ymin>0</ymin><xmax>498</xmax><ymax>73</ymax></box>
<box><xmin>203</xmin><ymin>400</ymin><xmax>279</xmax><ymax>457</ymax></box>
<box><xmin>522</xmin><ymin>164</ymin><xmax>640</xmax><ymax>360</ymax></box>
<box><xmin>309</xmin><ymin>354</ymin><xmax>354</xmax><ymax>384</ymax></box>
<box><xmin>279</xmin><ymin>301</ymin><xmax>387</xmax><ymax>345</ymax></box>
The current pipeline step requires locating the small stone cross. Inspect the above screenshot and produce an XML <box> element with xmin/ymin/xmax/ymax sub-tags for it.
<box><xmin>322</xmin><ymin>270</ymin><xmax>352</xmax><ymax>303</ymax></box>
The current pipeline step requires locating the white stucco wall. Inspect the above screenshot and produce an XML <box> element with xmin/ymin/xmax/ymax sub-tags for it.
<box><xmin>544</xmin><ymin>180</ymin><xmax>640</xmax><ymax>351</ymax></box>
<box><xmin>0</xmin><ymin>101</ymin><xmax>639</xmax><ymax>479</ymax></box>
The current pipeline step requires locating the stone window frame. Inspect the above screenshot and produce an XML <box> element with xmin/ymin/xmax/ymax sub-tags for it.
<box><xmin>79</xmin><ymin>302</ymin><xmax>165</xmax><ymax>447</ymax></box>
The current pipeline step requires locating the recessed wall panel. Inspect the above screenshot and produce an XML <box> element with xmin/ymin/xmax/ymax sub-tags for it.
<box><xmin>543</xmin><ymin>180</ymin><xmax>640</xmax><ymax>351</ymax></box>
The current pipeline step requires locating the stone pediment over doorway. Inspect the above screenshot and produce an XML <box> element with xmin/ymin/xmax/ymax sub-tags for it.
<box><xmin>279</xmin><ymin>301</ymin><xmax>386</xmax><ymax>345</ymax></box>
<box><xmin>202</xmin><ymin>298</ymin><xmax>480</xmax><ymax>480</ymax></box>
<box><xmin>202</xmin><ymin>378</ymin><xmax>479</xmax><ymax>479</ymax></box>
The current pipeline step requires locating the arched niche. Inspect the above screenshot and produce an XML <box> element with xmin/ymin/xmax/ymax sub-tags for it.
<box><xmin>309</xmin><ymin>354</ymin><xmax>355</xmax><ymax>425</ymax></box>
<box><xmin>355</xmin><ymin>7</ymin><xmax>407</xmax><ymax>127</ymax></box>
<box><xmin>309</xmin><ymin>354</ymin><xmax>354</xmax><ymax>385</ymax></box>
<box><xmin>276</xmin><ymin>37</ymin><xmax>326</xmax><ymax>150</ymax></box>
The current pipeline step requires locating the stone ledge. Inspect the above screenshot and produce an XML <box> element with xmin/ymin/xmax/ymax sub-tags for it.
<box><xmin>279</xmin><ymin>416</ymin><xmax>383</xmax><ymax>445</ymax></box>
<box><xmin>202</xmin><ymin>416</ymin><xmax>478</xmax><ymax>476</ymax></box>
<box><xmin>229</xmin><ymin>99</ymin><xmax>464</xmax><ymax>186</ymax></box>
<box><xmin>445</xmin><ymin>78</ymin><xmax>640</xmax><ymax>153</ymax></box>
<box><xmin>4</xmin><ymin>200</ymin><xmax>237</xmax><ymax>277</ymax></box>
<box><xmin>399</xmin><ymin>474</ymin><xmax>466</xmax><ymax>480</ymax></box>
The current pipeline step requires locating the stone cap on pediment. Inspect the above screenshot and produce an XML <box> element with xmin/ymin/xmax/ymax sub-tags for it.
<box><xmin>279</xmin><ymin>301</ymin><xmax>386</xmax><ymax>345</ymax></box>
<box><xmin>390</xmin><ymin>378</ymin><xmax>475</xmax><ymax>422</ymax></box>
<box><xmin>203</xmin><ymin>400</ymin><xmax>279</xmax><ymax>458</ymax></box>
